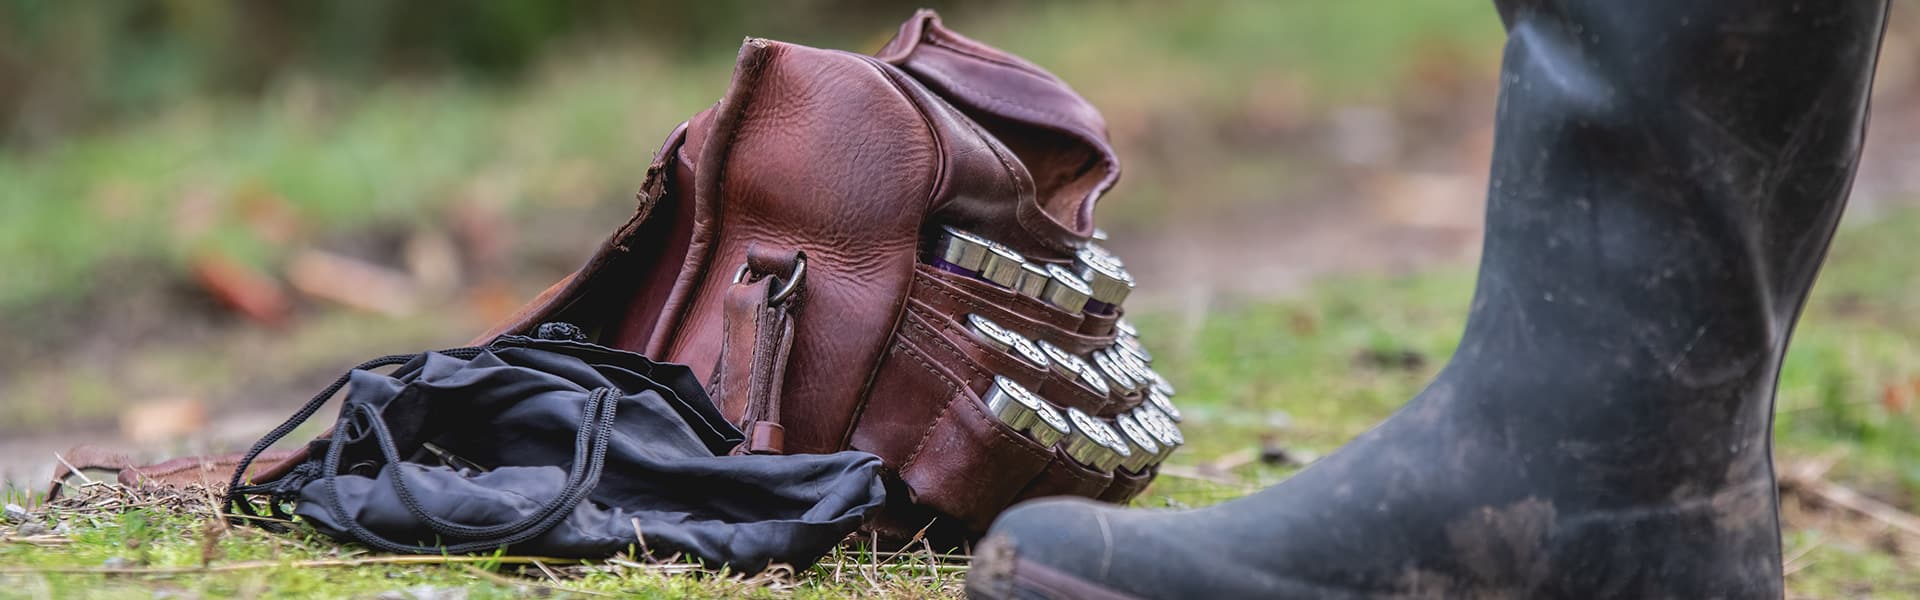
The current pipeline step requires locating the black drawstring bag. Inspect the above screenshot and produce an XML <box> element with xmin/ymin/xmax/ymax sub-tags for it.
<box><xmin>226</xmin><ymin>323</ymin><xmax>887</xmax><ymax>573</ymax></box>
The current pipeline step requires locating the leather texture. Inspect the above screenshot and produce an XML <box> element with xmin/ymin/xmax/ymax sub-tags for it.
<box><xmin>877</xmin><ymin>11</ymin><xmax>1119</xmax><ymax>258</ymax></box>
<box><xmin>715</xmin><ymin>245</ymin><xmax>803</xmax><ymax>455</ymax></box>
<box><xmin>221</xmin><ymin>10</ymin><xmax>1150</xmax><ymax>542</ymax></box>
<box><xmin>49</xmin><ymin>446</ymin><xmax>303</xmax><ymax>500</ymax></box>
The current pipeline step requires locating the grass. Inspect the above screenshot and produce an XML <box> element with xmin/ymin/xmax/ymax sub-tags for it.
<box><xmin>7</xmin><ymin>209</ymin><xmax>1920</xmax><ymax>597</ymax></box>
<box><xmin>0</xmin><ymin>484</ymin><xmax>963</xmax><ymax>598</ymax></box>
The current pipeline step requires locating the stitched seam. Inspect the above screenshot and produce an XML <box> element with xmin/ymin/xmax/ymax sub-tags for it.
<box><xmin>952</xmin><ymin>381</ymin><xmax>1053</xmax><ymax>464</ymax></box>
<box><xmin>894</xmin><ymin>341</ymin><xmax>960</xmax><ymax>473</ymax></box>
<box><xmin>841</xmin><ymin>326</ymin><xmax>900</xmax><ymax>450</ymax></box>
<box><xmin>1053</xmin><ymin>454</ymin><xmax>1107</xmax><ymax>485</ymax></box>
<box><xmin>906</xmin><ymin>303</ymin><xmax>1048</xmax><ymax>380</ymax></box>
<box><xmin>950</xmin><ymin>108</ymin><xmax>1075</xmax><ymax>255</ymax></box>
<box><xmin>959</xmin><ymin>114</ymin><xmax>1071</xmax><ymax>255</ymax></box>
<box><xmin>666</xmin><ymin>42</ymin><xmax>773</xmax><ymax>360</ymax></box>
<box><xmin>909</xmin><ymin>271</ymin><xmax>1123</xmax><ymax>413</ymax></box>
<box><xmin>1106</xmin><ymin>469</ymin><xmax>1154</xmax><ymax>502</ymax></box>
<box><xmin>856</xmin><ymin>54</ymin><xmax>946</xmax><ymax>218</ymax></box>
<box><xmin>913</xmin><ymin>268</ymin><xmax>1105</xmax><ymax>345</ymax></box>
<box><xmin>835</xmin><ymin>54</ymin><xmax>945</xmax><ymax>450</ymax></box>
<box><xmin>924</xmin><ymin>35</ymin><xmax>1052</xmax><ymax>79</ymax></box>
<box><xmin>915</xmin><ymin>43</ymin><xmax>1118</xmax><ymax>234</ymax></box>
<box><xmin>964</xmin><ymin>117</ymin><xmax>1031</xmax><ymax>195</ymax></box>
<box><xmin>900</xmin><ymin>309</ymin><xmax>992</xmax><ymax>382</ymax></box>
<box><xmin>896</xmin><ymin>340</ymin><xmax>1050</xmax><ymax>472</ymax></box>
<box><xmin>915</xmin><ymin>60</ymin><xmax>1080</xmax><ymax>134</ymax></box>
<box><xmin>904</xmin><ymin>305</ymin><xmax>1114</xmax><ymax>415</ymax></box>
<box><xmin>712</xmin><ymin>295</ymin><xmax>742</xmax><ymax>419</ymax></box>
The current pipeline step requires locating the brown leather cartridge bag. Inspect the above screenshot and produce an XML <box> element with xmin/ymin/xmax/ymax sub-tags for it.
<box><xmin>250</xmin><ymin>11</ymin><xmax>1154</xmax><ymax>542</ymax></box>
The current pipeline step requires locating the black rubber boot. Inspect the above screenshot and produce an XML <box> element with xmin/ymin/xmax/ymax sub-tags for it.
<box><xmin>966</xmin><ymin>2</ymin><xmax>1889</xmax><ymax>598</ymax></box>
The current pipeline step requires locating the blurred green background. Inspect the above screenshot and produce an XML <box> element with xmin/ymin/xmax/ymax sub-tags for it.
<box><xmin>2</xmin><ymin>1</ymin><xmax>1918</xmax><ymax>596</ymax></box>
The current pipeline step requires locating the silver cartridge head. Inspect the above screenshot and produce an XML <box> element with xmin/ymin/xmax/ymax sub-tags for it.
<box><xmin>980</xmin><ymin>244</ymin><xmax>1028</xmax><ymax>288</ymax></box>
<box><xmin>1039</xmin><ymin>264</ymin><xmax>1094</xmax><ymax>313</ymax></box>
<box><xmin>1146</xmin><ymin>387</ymin><xmax>1183</xmax><ymax>423</ymax></box>
<box><xmin>1082</xmin><ymin>242</ymin><xmax>1122</xmax><ymax>265</ymax></box>
<box><xmin>1062</xmin><ymin>408</ymin><xmax>1130</xmax><ymax>472</ymax></box>
<box><xmin>1113</xmin><ymin>412</ymin><xmax>1162</xmax><ymax>473</ymax></box>
<box><xmin>1114</xmin><ymin>335</ymin><xmax>1154</xmax><ymax>365</ymax></box>
<box><xmin>1035</xmin><ymin>339</ymin><xmax>1083</xmax><ymax>380</ymax></box>
<box><xmin>1075</xmin><ymin>247</ymin><xmax>1135</xmax><ymax>306</ymax></box>
<box><xmin>984</xmin><ymin>376</ymin><xmax>1070</xmax><ymax>447</ymax></box>
<box><xmin>1036</xmin><ymin>340</ymin><xmax>1112</xmax><ymax>397</ymax></box>
<box><xmin>1145</xmin><ymin>368</ymin><xmax>1176</xmax><ymax>398</ymax></box>
<box><xmin>1014</xmin><ymin>261</ymin><xmax>1052</xmax><ymax>298</ymax></box>
<box><xmin>1134</xmin><ymin>406</ymin><xmax>1184</xmax><ymax>462</ymax></box>
<box><xmin>934</xmin><ymin>226</ymin><xmax>994</xmax><ymax>273</ymax></box>
<box><xmin>1114</xmin><ymin>352</ymin><xmax>1156</xmax><ymax>390</ymax></box>
<box><xmin>1092</xmin><ymin>349</ymin><xmax>1144</xmax><ymax>394</ymax></box>
<box><xmin>966</xmin><ymin>314</ymin><xmax>1050</xmax><ymax>371</ymax></box>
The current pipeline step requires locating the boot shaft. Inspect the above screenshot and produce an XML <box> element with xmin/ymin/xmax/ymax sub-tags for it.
<box><xmin>967</xmin><ymin>5</ymin><xmax>1892</xmax><ymax>599</ymax></box>
<box><xmin>1461</xmin><ymin>0</ymin><xmax>1888</xmax><ymax>495</ymax></box>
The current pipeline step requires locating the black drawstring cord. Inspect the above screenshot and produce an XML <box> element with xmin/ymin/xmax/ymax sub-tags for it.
<box><xmin>370</xmin><ymin>386</ymin><xmax>616</xmax><ymax>540</ymax></box>
<box><xmin>224</xmin><ymin>347</ymin><xmax>486</xmax><ymax>526</ymax></box>
<box><xmin>310</xmin><ymin>387</ymin><xmax>618</xmax><ymax>554</ymax></box>
<box><xmin>224</xmin><ymin>338</ymin><xmax>621</xmax><ymax>554</ymax></box>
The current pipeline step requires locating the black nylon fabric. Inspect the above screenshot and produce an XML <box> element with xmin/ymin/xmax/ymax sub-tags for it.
<box><xmin>247</xmin><ymin>330</ymin><xmax>885</xmax><ymax>573</ymax></box>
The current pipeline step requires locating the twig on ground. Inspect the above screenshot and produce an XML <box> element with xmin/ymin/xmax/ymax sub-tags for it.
<box><xmin>530</xmin><ymin>559</ymin><xmax>563</xmax><ymax>585</ymax></box>
<box><xmin>831</xmin><ymin>545</ymin><xmax>844</xmax><ymax>582</ymax></box>
<box><xmin>871</xmin><ymin>523</ymin><xmax>933</xmax><ymax>572</ymax></box>
<box><xmin>1205</xmin><ymin>449</ymin><xmax>1258</xmax><ymax>475</ymax></box>
<box><xmin>848</xmin><ymin>550</ymin><xmax>969</xmax><ymax>564</ymax></box>
<box><xmin>603</xmin><ymin>557</ymin><xmax>705</xmax><ymax>575</ymax></box>
<box><xmin>219</xmin><ymin>513</ymin><xmax>298</xmax><ymax>526</ymax></box>
<box><xmin>854</xmin><ymin>532</ymin><xmax>883</xmax><ymax>592</ymax></box>
<box><xmin>50</xmin><ymin>453</ymin><xmax>97</xmax><ymax>486</ymax></box>
<box><xmin>1780</xmin><ymin>463</ymin><xmax>1920</xmax><ymax>540</ymax></box>
<box><xmin>1155</xmin><ymin>465</ymin><xmax>1241</xmax><ymax>486</ymax></box>
<box><xmin>1782</xmin><ymin>536</ymin><xmax>1826</xmax><ymax>578</ymax></box>
<box><xmin>629</xmin><ymin>517</ymin><xmax>650</xmax><ymax>559</ymax></box>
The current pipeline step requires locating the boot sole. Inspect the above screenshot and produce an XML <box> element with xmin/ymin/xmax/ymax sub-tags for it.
<box><xmin>965</xmin><ymin>534</ymin><xmax>1142</xmax><ymax>600</ymax></box>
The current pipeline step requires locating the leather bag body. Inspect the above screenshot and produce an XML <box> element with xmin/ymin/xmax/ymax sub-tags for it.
<box><xmin>251</xmin><ymin>11</ymin><xmax>1156</xmax><ymax>541</ymax></box>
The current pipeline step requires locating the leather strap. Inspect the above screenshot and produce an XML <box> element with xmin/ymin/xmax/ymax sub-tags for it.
<box><xmin>715</xmin><ymin>245</ymin><xmax>805</xmax><ymax>455</ymax></box>
<box><xmin>48</xmin><ymin>445</ymin><xmax>301</xmax><ymax>501</ymax></box>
